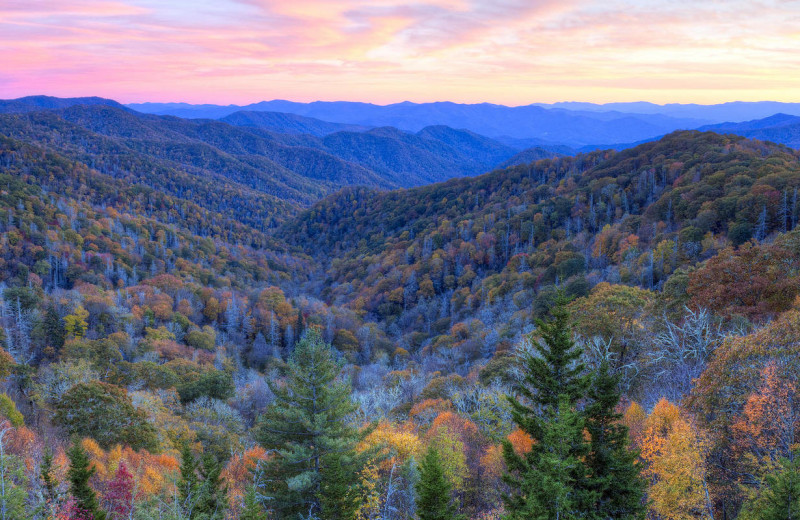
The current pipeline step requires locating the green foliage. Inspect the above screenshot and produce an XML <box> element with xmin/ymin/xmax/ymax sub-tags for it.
<box><xmin>256</xmin><ymin>328</ymin><xmax>368</xmax><ymax>519</ymax></box>
<box><xmin>502</xmin><ymin>296</ymin><xmax>595</xmax><ymax>519</ymax></box>
<box><xmin>195</xmin><ymin>454</ymin><xmax>228</xmax><ymax>520</ymax></box>
<box><xmin>0</xmin><ymin>431</ymin><xmax>27</xmax><ymax>520</ymax></box>
<box><xmin>54</xmin><ymin>382</ymin><xmax>159</xmax><ymax>451</ymax></box>
<box><xmin>240</xmin><ymin>484</ymin><xmax>264</xmax><ymax>520</ymax></box>
<box><xmin>585</xmin><ymin>363</ymin><xmax>646</xmax><ymax>520</ymax></box>
<box><xmin>177</xmin><ymin>370</ymin><xmax>234</xmax><ymax>404</ymax></box>
<box><xmin>416</xmin><ymin>447</ymin><xmax>463</xmax><ymax>520</ymax></box>
<box><xmin>741</xmin><ymin>454</ymin><xmax>800</xmax><ymax>520</ymax></box>
<box><xmin>319</xmin><ymin>451</ymin><xmax>361</xmax><ymax>520</ymax></box>
<box><xmin>40</xmin><ymin>449</ymin><xmax>59</xmax><ymax>506</ymax></box>
<box><xmin>0</xmin><ymin>394</ymin><xmax>23</xmax><ymax>428</ymax></box>
<box><xmin>67</xmin><ymin>440</ymin><xmax>107</xmax><ymax>520</ymax></box>
<box><xmin>179</xmin><ymin>444</ymin><xmax>199</xmax><ymax>515</ymax></box>
<box><xmin>184</xmin><ymin>327</ymin><xmax>216</xmax><ymax>351</ymax></box>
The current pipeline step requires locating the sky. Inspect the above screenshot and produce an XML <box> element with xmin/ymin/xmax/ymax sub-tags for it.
<box><xmin>2</xmin><ymin>0</ymin><xmax>800</xmax><ymax>105</ymax></box>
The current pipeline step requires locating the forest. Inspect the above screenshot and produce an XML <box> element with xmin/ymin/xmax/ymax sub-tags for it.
<box><xmin>1</xmin><ymin>105</ymin><xmax>800</xmax><ymax>520</ymax></box>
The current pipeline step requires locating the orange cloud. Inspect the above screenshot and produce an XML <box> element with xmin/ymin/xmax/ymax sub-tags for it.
<box><xmin>1</xmin><ymin>0</ymin><xmax>799</xmax><ymax>104</ymax></box>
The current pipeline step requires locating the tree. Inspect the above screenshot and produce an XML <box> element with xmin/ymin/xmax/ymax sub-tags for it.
<box><xmin>749</xmin><ymin>454</ymin><xmax>800</xmax><ymax>520</ymax></box>
<box><xmin>247</xmin><ymin>332</ymin><xmax>270</xmax><ymax>368</ymax></box>
<box><xmin>584</xmin><ymin>363</ymin><xmax>646</xmax><ymax>520</ymax></box>
<box><xmin>40</xmin><ymin>448</ymin><xmax>59</xmax><ymax>506</ymax></box>
<box><xmin>54</xmin><ymin>382</ymin><xmax>158</xmax><ymax>451</ymax></box>
<box><xmin>195</xmin><ymin>454</ymin><xmax>227</xmax><ymax>520</ymax></box>
<box><xmin>104</xmin><ymin>462</ymin><xmax>135</xmax><ymax>520</ymax></box>
<box><xmin>416</xmin><ymin>447</ymin><xmax>461</xmax><ymax>520</ymax></box>
<box><xmin>63</xmin><ymin>306</ymin><xmax>89</xmax><ymax>340</ymax></box>
<box><xmin>502</xmin><ymin>295</ymin><xmax>595</xmax><ymax>519</ymax></box>
<box><xmin>67</xmin><ymin>440</ymin><xmax>106</xmax><ymax>520</ymax></box>
<box><xmin>240</xmin><ymin>484</ymin><xmax>264</xmax><ymax>520</ymax></box>
<box><xmin>640</xmin><ymin>400</ymin><xmax>713</xmax><ymax>520</ymax></box>
<box><xmin>256</xmin><ymin>328</ymin><xmax>367</xmax><ymax>519</ymax></box>
<box><xmin>319</xmin><ymin>452</ymin><xmax>360</xmax><ymax>520</ymax></box>
<box><xmin>0</xmin><ymin>426</ymin><xmax>26</xmax><ymax>520</ymax></box>
<box><xmin>42</xmin><ymin>303</ymin><xmax>66</xmax><ymax>357</ymax></box>
<box><xmin>178</xmin><ymin>444</ymin><xmax>199</xmax><ymax>517</ymax></box>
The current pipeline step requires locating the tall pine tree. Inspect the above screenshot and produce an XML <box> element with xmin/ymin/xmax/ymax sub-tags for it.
<box><xmin>585</xmin><ymin>362</ymin><xmax>646</xmax><ymax>520</ymax></box>
<box><xmin>502</xmin><ymin>295</ymin><xmax>595</xmax><ymax>520</ymax></box>
<box><xmin>67</xmin><ymin>440</ymin><xmax>106</xmax><ymax>520</ymax></box>
<box><xmin>745</xmin><ymin>454</ymin><xmax>800</xmax><ymax>520</ymax></box>
<box><xmin>416</xmin><ymin>447</ymin><xmax>461</xmax><ymax>520</ymax></box>
<box><xmin>195</xmin><ymin>454</ymin><xmax>227</xmax><ymax>520</ymax></box>
<box><xmin>178</xmin><ymin>443</ymin><xmax>199</xmax><ymax>516</ymax></box>
<box><xmin>256</xmin><ymin>328</ymin><xmax>368</xmax><ymax>520</ymax></box>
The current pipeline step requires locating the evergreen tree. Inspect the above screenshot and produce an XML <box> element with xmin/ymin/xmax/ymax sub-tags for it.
<box><xmin>240</xmin><ymin>484</ymin><xmax>264</xmax><ymax>520</ymax></box>
<box><xmin>752</xmin><ymin>454</ymin><xmax>800</xmax><ymax>520</ymax></box>
<box><xmin>319</xmin><ymin>451</ymin><xmax>360</xmax><ymax>520</ymax></box>
<box><xmin>67</xmin><ymin>440</ymin><xmax>106</xmax><ymax>520</ymax></box>
<box><xmin>0</xmin><ymin>429</ymin><xmax>27</xmax><ymax>520</ymax></box>
<box><xmin>508</xmin><ymin>395</ymin><xmax>590</xmax><ymax>520</ymax></box>
<box><xmin>195</xmin><ymin>454</ymin><xmax>227</xmax><ymax>520</ymax></box>
<box><xmin>416</xmin><ymin>448</ymin><xmax>461</xmax><ymax>520</ymax></box>
<box><xmin>42</xmin><ymin>303</ymin><xmax>65</xmax><ymax>357</ymax></box>
<box><xmin>256</xmin><ymin>328</ymin><xmax>368</xmax><ymax>519</ymax></box>
<box><xmin>178</xmin><ymin>444</ymin><xmax>199</xmax><ymax>516</ymax></box>
<box><xmin>40</xmin><ymin>448</ymin><xmax>59</xmax><ymax>505</ymax></box>
<box><xmin>296</xmin><ymin>309</ymin><xmax>305</xmax><ymax>339</ymax></box>
<box><xmin>585</xmin><ymin>362</ymin><xmax>646</xmax><ymax>520</ymax></box>
<box><xmin>502</xmin><ymin>295</ymin><xmax>595</xmax><ymax>520</ymax></box>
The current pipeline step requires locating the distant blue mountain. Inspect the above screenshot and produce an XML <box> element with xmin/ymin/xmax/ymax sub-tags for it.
<box><xmin>697</xmin><ymin>113</ymin><xmax>800</xmax><ymax>148</ymax></box>
<box><xmin>536</xmin><ymin>101</ymin><xmax>800</xmax><ymax>122</ymax></box>
<box><xmin>127</xmin><ymin>100</ymin><xmax>709</xmax><ymax>147</ymax></box>
<box><xmin>0</xmin><ymin>95</ymin><xmax>125</xmax><ymax>113</ymax></box>
<box><xmin>220</xmin><ymin>110</ymin><xmax>370</xmax><ymax>136</ymax></box>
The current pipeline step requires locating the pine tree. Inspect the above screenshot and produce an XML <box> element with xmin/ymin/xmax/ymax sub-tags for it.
<box><xmin>319</xmin><ymin>452</ymin><xmax>360</xmax><ymax>520</ymax></box>
<box><xmin>40</xmin><ymin>448</ymin><xmax>59</xmax><ymax>505</ymax></box>
<box><xmin>195</xmin><ymin>454</ymin><xmax>227</xmax><ymax>520</ymax></box>
<box><xmin>42</xmin><ymin>304</ymin><xmax>65</xmax><ymax>357</ymax></box>
<box><xmin>0</xmin><ymin>427</ymin><xmax>26</xmax><ymax>520</ymax></box>
<box><xmin>416</xmin><ymin>448</ymin><xmax>461</xmax><ymax>520</ymax></box>
<box><xmin>502</xmin><ymin>295</ymin><xmax>595</xmax><ymax>520</ymax></box>
<box><xmin>240</xmin><ymin>484</ymin><xmax>264</xmax><ymax>520</ymax></box>
<box><xmin>178</xmin><ymin>444</ymin><xmax>199</xmax><ymax>516</ymax></box>
<box><xmin>509</xmin><ymin>395</ymin><xmax>589</xmax><ymax>520</ymax></box>
<box><xmin>755</xmin><ymin>454</ymin><xmax>800</xmax><ymax>520</ymax></box>
<box><xmin>67</xmin><ymin>440</ymin><xmax>106</xmax><ymax>520</ymax></box>
<box><xmin>256</xmin><ymin>328</ymin><xmax>368</xmax><ymax>519</ymax></box>
<box><xmin>585</xmin><ymin>363</ymin><xmax>646</xmax><ymax>520</ymax></box>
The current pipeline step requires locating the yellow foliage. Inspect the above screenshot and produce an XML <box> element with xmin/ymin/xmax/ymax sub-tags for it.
<box><xmin>641</xmin><ymin>399</ymin><xmax>713</xmax><ymax>520</ymax></box>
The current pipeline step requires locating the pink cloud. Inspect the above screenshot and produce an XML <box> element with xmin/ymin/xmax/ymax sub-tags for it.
<box><xmin>1</xmin><ymin>0</ymin><xmax>799</xmax><ymax>104</ymax></box>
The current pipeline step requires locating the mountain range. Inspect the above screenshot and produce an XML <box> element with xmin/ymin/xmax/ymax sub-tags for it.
<box><xmin>4</xmin><ymin>94</ymin><xmax>800</xmax><ymax>520</ymax></box>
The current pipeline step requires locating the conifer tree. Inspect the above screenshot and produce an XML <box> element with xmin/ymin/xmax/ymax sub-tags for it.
<box><xmin>240</xmin><ymin>484</ymin><xmax>263</xmax><ymax>520</ymax></box>
<box><xmin>753</xmin><ymin>454</ymin><xmax>800</xmax><ymax>520</ymax></box>
<box><xmin>585</xmin><ymin>362</ymin><xmax>646</xmax><ymax>520</ymax></box>
<box><xmin>40</xmin><ymin>448</ymin><xmax>58</xmax><ymax>505</ymax></box>
<box><xmin>256</xmin><ymin>328</ymin><xmax>368</xmax><ymax>519</ymax></box>
<box><xmin>319</xmin><ymin>452</ymin><xmax>360</xmax><ymax>520</ymax></box>
<box><xmin>416</xmin><ymin>447</ymin><xmax>461</xmax><ymax>520</ymax></box>
<box><xmin>67</xmin><ymin>440</ymin><xmax>106</xmax><ymax>520</ymax></box>
<box><xmin>42</xmin><ymin>304</ymin><xmax>65</xmax><ymax>356</ymax></box>
<box><xmin>0</xmin><ymin>427</ymin><xmax>26</xmax><ymax>520</ymax></box>
<box><xmin>178</xmin><ymin>444</ymin><xmax>199</xmax><ymax>516</ymax></box>
<box><xmin>195</xmin><ymin>454</ymin><xmax>227</xmax><ymax>520</ymax></box>
<box><xmin>502</xmin><ymin>295</ymin><xmax>595</xmax><ymax>520</ymax></box>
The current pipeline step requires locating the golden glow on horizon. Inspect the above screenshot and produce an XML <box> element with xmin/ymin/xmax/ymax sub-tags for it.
<box><xmin>1</xmin><ymin>0</ymin><xmax>800</xmax><ymax>104</ymax></box>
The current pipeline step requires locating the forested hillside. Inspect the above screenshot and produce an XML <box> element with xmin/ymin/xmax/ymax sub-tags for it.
<box><xmin>1</xmin><ymin>112</ymin><xmax>800</xmax><ymax>520</ymax></box>
<box><xmin>0</xmin><ymin>100</ymin><xmax>522</xmax><ymax>221</ymax></box>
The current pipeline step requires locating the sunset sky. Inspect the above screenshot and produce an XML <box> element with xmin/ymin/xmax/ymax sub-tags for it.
<box><xmin>2</xmin><ymin>0</ymin><xmax>800</xmax><ymax>105</ymax></box>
